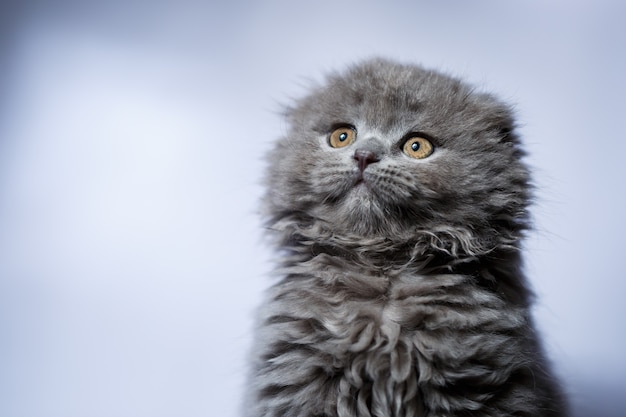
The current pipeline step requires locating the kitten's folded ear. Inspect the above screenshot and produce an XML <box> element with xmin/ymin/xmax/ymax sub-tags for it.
<box><xmin>497</xmin><ymin>124</ymin><xmax>517</xmax><ymax>144</ymax></box>
<box><xmin>474</xmin><ymin>94</ymin><xmax>519</xmax><ymax>145</ymax></box>
<box><xmin>490</xmin><ymin>114</ymin><xmax>526</xmax><ymax>159</ymax></box>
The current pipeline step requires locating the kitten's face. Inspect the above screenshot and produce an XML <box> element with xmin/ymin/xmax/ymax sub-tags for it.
<box><xmin>265</xmin><ymin>59</ymin><xmax>529</xmax><ymax>243</ymax></box>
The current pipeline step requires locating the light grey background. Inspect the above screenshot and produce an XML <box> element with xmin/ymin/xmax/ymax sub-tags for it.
<box><xmin>1</xmin><ymin>1</ymin><xmax>624</xmax><ymax>416</ymax></box>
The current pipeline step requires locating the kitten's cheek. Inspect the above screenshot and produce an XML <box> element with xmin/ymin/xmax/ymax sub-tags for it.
<box><xmin>316</xmin><ymin>176</ymin><xmax>357</xmax><ymax>201</ymax></box>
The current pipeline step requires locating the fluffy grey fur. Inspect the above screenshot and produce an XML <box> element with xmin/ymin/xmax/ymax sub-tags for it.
<box><xmin>247</xmin><ymin>58</ymin><xmax>567</xmax><ymax>417</ymax></box>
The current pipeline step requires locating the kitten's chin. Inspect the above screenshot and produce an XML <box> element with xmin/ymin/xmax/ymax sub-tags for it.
<box><xmin>323</xmin><ymin>190</ymin><xmax>398</xmax><ymax>238</ymax></box>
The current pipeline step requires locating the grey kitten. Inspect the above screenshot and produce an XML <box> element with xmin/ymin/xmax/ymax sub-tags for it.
<box><xmin>247</xmin><ymin>58</ymin><xmax>567</xmax><ymax>417</ymax></box>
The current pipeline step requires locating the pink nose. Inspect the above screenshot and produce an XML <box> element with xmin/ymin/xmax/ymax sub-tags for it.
<box><xmin>354</xmin><ymin>150</ymin><xmax>380</xmax><ymax>172</ymax></box>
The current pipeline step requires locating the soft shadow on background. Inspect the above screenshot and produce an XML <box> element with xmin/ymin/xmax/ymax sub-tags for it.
<box><xmin>0</xmin><ymin>1</ymin><xmax>624</xmax><ymax>416</ymax></box>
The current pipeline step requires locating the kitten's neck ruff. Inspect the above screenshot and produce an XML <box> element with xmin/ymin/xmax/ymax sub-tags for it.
<box><xmin>268</xmin><ymin>211</ymin><xmax>533</xmax><ymax>308</ymax></box>
<box><xmin>268</xmin><ymin>212</ymin><xmax>522</xmax><ymax>272</ymax></box>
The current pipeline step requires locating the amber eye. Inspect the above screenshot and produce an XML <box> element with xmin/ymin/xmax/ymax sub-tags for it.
<box><xmin>329</xmin><ymin>126</ymin><xmax>357</xmax><ymax>148</ymax></box>
<box><xmin>403</xmin><ymin>136</ymin><xmax>434</xmax><ymax>159</ymax></box>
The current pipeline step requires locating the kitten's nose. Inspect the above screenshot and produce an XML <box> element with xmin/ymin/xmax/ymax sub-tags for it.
<box><xmin>354</xmin><ymin>149</ymin><xmax>380</xmax><ymax>172</ymax></box>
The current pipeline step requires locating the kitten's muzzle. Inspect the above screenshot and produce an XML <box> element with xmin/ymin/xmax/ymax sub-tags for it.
<box><xmin>354</xmin><ymin>149</ymin><xmax>380</xmax><ymax>173</ymax></box>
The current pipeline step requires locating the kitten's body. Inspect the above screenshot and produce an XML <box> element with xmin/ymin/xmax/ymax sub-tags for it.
<box><xmin>247</xmin><ymin>59</ymin><xmax>567</xmax><ymax>417</ymax></box>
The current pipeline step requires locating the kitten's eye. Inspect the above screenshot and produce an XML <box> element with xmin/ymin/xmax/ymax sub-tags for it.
<box><xmin>403</xmin><ymin>136</ymin><xmax>434</xmax><ymax>159</ymax></box>
<box><xmin>329</xmin><ymin>126</ymin><xmax>357</xmax><ymax>148</ymax></box>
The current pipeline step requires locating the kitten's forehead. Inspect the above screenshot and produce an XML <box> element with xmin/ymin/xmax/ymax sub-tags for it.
<box><xmin>295</xmin><ymin>59</ymin><xmax>493</xmax><ymax>138</ymax></box>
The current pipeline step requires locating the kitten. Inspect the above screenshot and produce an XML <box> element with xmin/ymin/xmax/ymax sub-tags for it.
<box><xmin>247</xmin><ymin>58</ymin><xmax>568</xmax><ymax>417</ymax></box>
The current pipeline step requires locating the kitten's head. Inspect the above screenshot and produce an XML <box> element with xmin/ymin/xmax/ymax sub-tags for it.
<box><xmin>264</xmin><ymin>58</ymin><xmax>530</xmax><ymax>256</ymax></box>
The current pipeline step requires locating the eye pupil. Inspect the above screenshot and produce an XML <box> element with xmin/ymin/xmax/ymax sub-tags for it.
<box><xmin>411</xmin><ymin>142</ymin><xmax>420</xmax><ymax>151</ymax></box>
<box><xmin>339</xmin><ymin>132</ymin><xmax>348</xmax><ymax>142</ymax></box>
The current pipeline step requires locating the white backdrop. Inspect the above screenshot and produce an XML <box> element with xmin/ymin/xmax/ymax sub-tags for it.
<box><xmin>0</xmin><ymin>1</ymin><xmax>624</xmax><ymax>416</ymax></box>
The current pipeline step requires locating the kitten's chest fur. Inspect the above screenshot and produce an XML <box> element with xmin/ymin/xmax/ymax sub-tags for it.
<box><xmin>255</xmin><ymin>252</ymin><xmax>535</xmax><ymax>417</ymax></box>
